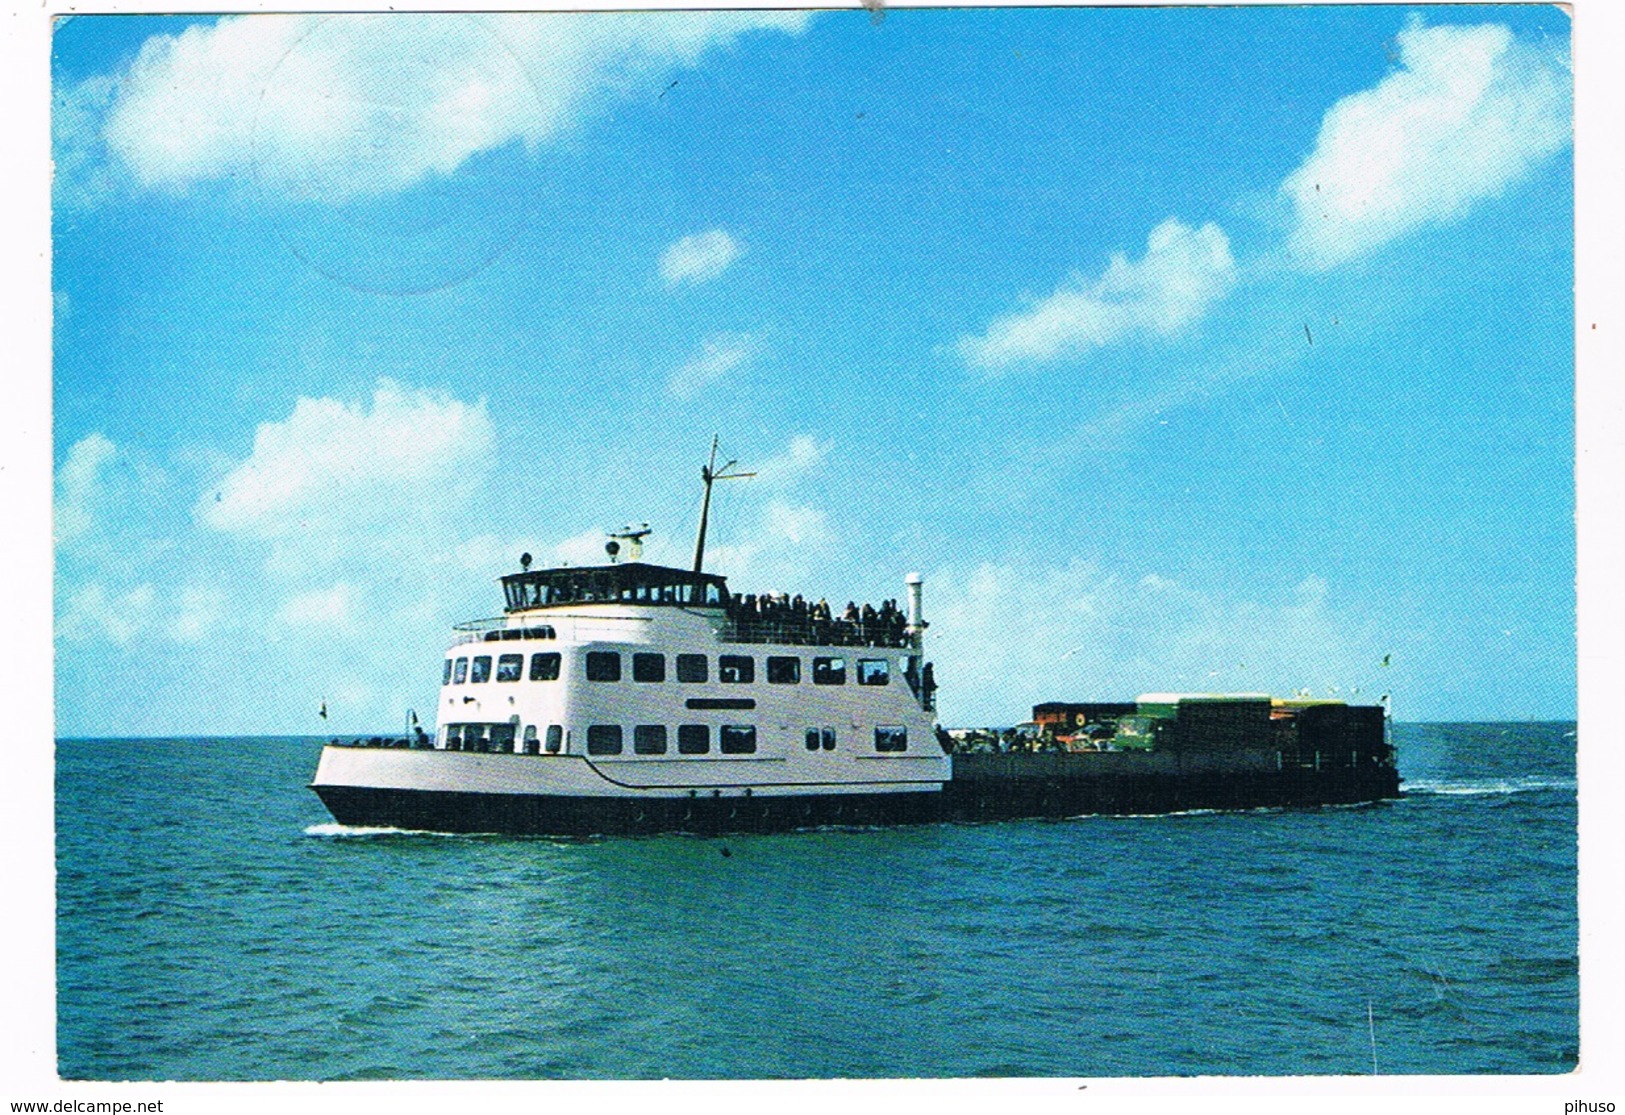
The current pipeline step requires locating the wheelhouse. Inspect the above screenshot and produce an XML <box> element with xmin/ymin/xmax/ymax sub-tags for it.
<box><xmin>501</xmin><ymin>562</ymin><xmax>730</xmax><ymax>612</ymax></box>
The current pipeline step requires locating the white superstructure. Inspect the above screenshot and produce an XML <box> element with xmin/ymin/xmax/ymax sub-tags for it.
<box><xmin>311</xmin><ymin>550</ymin><xmax>948</xmax><ymax>832</ymax></box>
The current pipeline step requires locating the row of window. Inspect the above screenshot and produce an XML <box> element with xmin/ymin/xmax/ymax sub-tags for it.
<box><xmin>587</xmin><ymin>723</ymin><xmax>760</xmax><ymax>756</ymax></box>
<box><xmin>444</xmin><ymin>651</ymin><xmax>899</xmax><ymax>688</ymax></box>
<box><xmin>440</xmin><ymin>722</ymin><xmax>908</xmax><ymax>756</ymax></box>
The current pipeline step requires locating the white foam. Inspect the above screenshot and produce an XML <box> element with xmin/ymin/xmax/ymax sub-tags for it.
<box><xmin>303</xmin><ymin>822</ymin><xmax>439</xmax><ymax>837</ymax></box>
<box><xmin>1406</xmin><ymin>776</ymin><xmax>1576</xmax><ymax>797</ymax></box>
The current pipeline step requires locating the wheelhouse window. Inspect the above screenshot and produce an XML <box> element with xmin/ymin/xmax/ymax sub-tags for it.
<box><xmin>463</xmin><ymin>724</ymin><xmax>489</xmax><ymax>752</ymax></box>
<box><xmin>719</xmin><ymin>725</ymin><xmax>757</xmax><ymax>754</ymax></box>
<box><xmin>442</xmin><ymin>660</ymin><xmax>453</xmax><ymax>686</ymax></box>
<box><xmin>444</xmin><ymin>724</ymin><xmax>464</xmax><ymax>750</ymax></box>
<box><xmin>453</xmin><ymin>657</ymin><xmax>469</xmax><ymax>684</ymax></box>
<box><xmin>634</xmin><ymin>725</ymin><xmax>668</xmax><ymax>755</ymax></box>
<box><xmin>501</xmin><ymin>566</ymin><xmax>729</xmax><ymax>611</ymax></box>
<box><xmin>530</xmin><ymin>652</ymin><xmax>561</xmax><ymax>681</ymax></box>
<box><xmin>585</xmin><ymin>651</ymin><xmax>621</xmax><ymax>682</ymax></box>
<box><xmin>820</xmin><ymin>727</ymin><xmax>836</xmax><ymax>751</ymax></box>
<box><xmin>718</xmin><ymin>655</ymin><xmax>755</xmax><ymax>684</ymax></box>
<box><xmin>633</xmin><ymin>653</ymin><xmax>666</xmax><ymax>683</ymax></box>
<box><xmin>490</xmin><ymin>722</ymin><xmax>517</xmax><ymax>753</ymax></box>
<box><xmin>858</xmin><ymin>659</ymin><xmax>890</xmax><ymax>686</ymax></box>
<box><xmin>676</xmin><ymin>654</ymin><xmax>708</xmax><ymax>683</ymax></box>
<box><xmin>813</xmin><ymin>657</ymin><xmax>846</xmax><ymax>685</ymax></box>
<box><xmin>545</xmin><ymin>725</ymin><xmax>563</xmax><ymax>753</ymax></box>
<box><xmin>677</xmin><ymin>724</ymin><xmax>710</xmax><ymax>754</ymax></box>
<box><xmin>875</xmin><ymin>725</ymin><xmax>908</xmax><ymax>752</ymax></box>
<box><xmin>586</xmin><ymin>725</ymin><xmax>623</xmax><ymax>755</ymax></box>
<box><xmin>470</xmin><ymin>656</ymin><xmax>492</xmax><ymax>684</ymax></box>
<box><xmin>523</xmin><ymin>725</ymin><xmax>539</xmax><ymax>755</ymax></box>
<box><xmin>496</xmin><ymin>654</ymin><xmax>524</xmax><ymax>683</ymax></box>
<box><xmin>767</xmin><ymin>656</ymin><xmax>801</xmax><ymax>684</ymax></box>
<box><xmin>804</xmin><ymin>728</ymin><xmax>820</xmax><ymax>751</ymax></box>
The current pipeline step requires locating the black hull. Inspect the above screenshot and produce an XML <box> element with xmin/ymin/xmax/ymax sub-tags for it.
<box><xmin>941</xmin><ymin>764</ymin><xmax>1402</xmax><ymax>822</ymax></box>
<box><xmin>313</xmin><ymin>764</ymin><xmax>1400</xmax><ymax>837</ymax></box>
<box><xmin>313</xmin><ymin>784</ymin><xmax>944</xmax><ymax>837</ymax></box>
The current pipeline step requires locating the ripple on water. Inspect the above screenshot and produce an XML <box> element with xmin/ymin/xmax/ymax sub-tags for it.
<box><xmin>55</xmin><ymin>732</ymin><xmax>1577</xmax><ymax>1079</ymax></box>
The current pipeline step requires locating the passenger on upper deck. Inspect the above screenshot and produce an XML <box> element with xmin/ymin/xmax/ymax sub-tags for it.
<box><xmin>722</xmin><ymin>588</ymin><xmax>915</xmax><ymax>648</ymax></box>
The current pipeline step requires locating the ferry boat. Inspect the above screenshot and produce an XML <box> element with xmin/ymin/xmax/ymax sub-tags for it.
<box><xmin>311</xmin><ymin>442</ymin><xmax>950</xmax><ymax>835</ymax></box>
<box><xmin>310</xmin><ymin>441</ymin><xmax>1401</xmax><ymax>835</ymax></box>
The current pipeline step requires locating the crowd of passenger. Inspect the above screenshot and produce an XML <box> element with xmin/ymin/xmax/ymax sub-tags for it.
<box><xmin>725</xmin><ymin>592</ymin><xmax>914</xmax><ymax>648</ymax></box>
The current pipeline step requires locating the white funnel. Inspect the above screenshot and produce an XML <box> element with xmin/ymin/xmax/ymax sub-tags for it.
<box><xmin>905</xmin><ymin>572</ymin><xmax>924</xmax><ymax>629</ymax></box>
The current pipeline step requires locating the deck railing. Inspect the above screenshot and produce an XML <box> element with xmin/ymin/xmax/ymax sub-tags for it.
<box><xmin>449</xmin><ymin>618</ymin><xmax>559</xmax><ymax>647</ymax></box>
<box><xmin>718</xmin><ymin>616</ymin><xmax>918</xmax><ymax>650</ymax></box>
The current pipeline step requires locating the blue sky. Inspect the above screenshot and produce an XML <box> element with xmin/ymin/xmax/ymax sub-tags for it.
<box><xmin>51</xmin><ymin>6</ymin><xmax>1575</xmax><ymax>734</ymax></box>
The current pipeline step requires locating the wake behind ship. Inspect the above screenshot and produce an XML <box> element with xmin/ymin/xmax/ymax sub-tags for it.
<box><xmin>311</xmin><ymin>445</ymin><xmax>1399</xmax><ymax>836</ymax></box>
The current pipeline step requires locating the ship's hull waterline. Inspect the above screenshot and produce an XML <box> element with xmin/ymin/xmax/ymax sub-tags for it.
<box><xmin>310</xmin><ymin>746</ymin><xmax>1400</xmax><ymax>836</ymax></box>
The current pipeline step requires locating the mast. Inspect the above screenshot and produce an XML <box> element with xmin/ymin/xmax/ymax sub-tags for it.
<box><xmin>692</xmin><ymin>435</ymin><xmax>754</xmax><ymax>573</ymax></box>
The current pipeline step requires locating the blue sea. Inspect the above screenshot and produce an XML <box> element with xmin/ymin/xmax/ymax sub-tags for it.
<box><xmin>55</xmin><ymin>723</ymin><xmax>1577</xmax><ymax>1080</ymax></box>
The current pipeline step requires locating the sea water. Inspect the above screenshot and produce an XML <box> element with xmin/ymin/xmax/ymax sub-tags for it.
<box><xmin>55</xmin><ymin>723</ymin><xmax>1577</xmax><ymax>1080</ymax></box>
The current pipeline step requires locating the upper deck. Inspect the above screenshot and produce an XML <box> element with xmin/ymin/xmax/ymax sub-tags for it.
<box><xmin>496</xmin><ymin>560</ymin><xmax>918</xmax><ymax>650</ymax></box>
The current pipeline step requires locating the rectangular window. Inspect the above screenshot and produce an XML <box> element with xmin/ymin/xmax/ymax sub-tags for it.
<box><xmin>677</xmin><ymin>724</ymin><xmax>710</xmax><ymax>755</ymax></box>
<box><xmin>453</xmin><ymin>657</ymin><xmax>469</xmax><ymax>684</ymax></box>
<box><xmin>720</xmin><ymin>725</ymin><xmax>757</xmax><ymax>754</ymax></box>
<box><xmin>545</xmin><ymin>725</ymin><xmax>563</xmax><ymax>753</ymax></box>
<box><xmin>767</xmin><ymin>656</ymin><xmax>801</xmax><ymax>684</ymax></box>
<box><xmin>523</xmin><ymin>725</ymin><xmax>539</xmax><ymax>755</ymax></box>
<box><xmin>464</xmin><ymin>724</ymin><xmax>489</xmax><ymax>752</ymax></box>
<box><xmin>821</xmin><ymin>727</ymin><xmax>836</xmax><ymax>751</ymax></box>
<box><xmin>633</xmin><ymin>653</ymin><xmax>666</xmax><ymax>683</ymax></box>
<box><xmin>634</xmin><ymin>725</ymin><xmax>668</xmax><ymax>755</ymax></box>
<box><xmin>445</xmin><ymin>724</ymin><xmax>464</xmax><ymax>750</ymax></box>
<box><xmin>805</xmin><ymin>728</ymin><xmax>820</xmax><ymax>751</ymax></box>
<box><xmin>813</xmin><ymin>657</ymin><xmax>847</xmax><ymax>685</ymax></box>
<box><xmin>490</xmin><ymin>722</ymin><xmax>517</xmax><ymax>753</ymax></box>
<box><xmin>858</xmin><ymin>658</ymin><xmax>890</xmax><ymax>686</ymax></box>
<box><xmin>470</xmin><ymin>656</ymin><xmax>492</xmax><ymax>684</ymax></box>
<box><xmin>586</xmin><ymin>725</ymin><xmax>623</xmax><ymax>755</ymax></box>
<box><xmin>585</xmin><ymin>651</ymin><xmax>621</xmax><ymax>682</ymax></box>
<box><xmin>529</xmin><ymin>652</ymin><xmax>561</xmax><ymax>681</ymax></box>
<box><xmin>442</xmin><ymin>659</ymin><xmax>453</xmax><ymax>686</ymax></box>
<box><xmin>676</xmin><ymin>653</ymin><xmax>708</xmax><ymax>683</ymax></box>
<box><xmin>496</xmin><ymin>654</ymin><xmax>524</xmax><ymax>682</ymax></box>
<box><xmin>718</xmin><ymin>655</ymin><xmax>755</xmax><ymax>684</ymax></box>
<box><xmin>875</xmin><ymin>725</ymin><xmax>908</xmax><ymax>752</ymax></box>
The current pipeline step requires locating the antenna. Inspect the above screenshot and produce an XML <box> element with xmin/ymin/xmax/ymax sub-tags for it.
<box><xmin>607</xmin><ymin>523</ymin><xmax>652</xmax><ymax>563</ymax></box>
<box><xmin>692</xmin><ymin>435</ymin><xmax>755</xmax><ymax>573</ymax></box>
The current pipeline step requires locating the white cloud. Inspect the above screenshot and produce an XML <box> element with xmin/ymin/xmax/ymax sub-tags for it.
<box><xmin>58</xmin><ymin>582</ymin><xmax>156</xmax><ymax>646</ymax></box>
<box><xmin>279</xmin><ymin>582</ymin><xmax>361</xmax><ymax>629</ymax></box>
<box><xmin>54</xmin><ymin>433</ymin><xmax>117</xmax><ymax>547</ymax></box>
<box><xmin>697</xmin><ymin>434</ymin><xmax>839</xmax><ymax>583</ymax></box>
<box><xmin>552</xmin><ymin>529</ymin><xmax>617</xmax><ymax>566</ymax></box>
<box><xmin>198</xmin><ymin>379</ymin><xmax>493</xmax><ymax>563</ymax></box>
<box><xmin>53</xmin><ymin>74</ymin><xmax>121</xmax><ymax>209</ymax></box>
<box><xmin>667</xmin><ymin>332</ymin><xmax>761</xmax><ymax>399</ymax></box>
<box><xmin>1281</xmin><ymin>18</ymin><xmax>1570</xmax><ymax>270</ymax></box>
<box><xmin>924</xmin><ymin>557</ymin><xmax>1384</xmax><ymax>727</ymax></box>
<box><xmin>87</xmin><ymin>12</ymin><xmax>811</xmax><ymax>201</ymax></box>
<box><xmin>332</xmin><ymin>679</ymin><xmax>377</xmax><ymax>710</ymax></box>
<box><xmin>958</xmin><ymin>219</ymin><xmax>1237</xmax><ymax>370</ymax></box>
<box><xmin>763</xmin><ymin>500</ymin><xmax>830</xmax><ymax>546</ymax></box>
<box><xmin>659</xmin><ymin>229</ymin><xmax>742</xmax><ymax>286</ymax></box>
<box><xmin>754</xmin><ymin>433</ymin><xmax>829</xmax><ymax>484</ymax></box>
<box><xmin>454</xmin><ymin>527</ymin><xmax>671</xmax><ymax>576</ymax></box>
<box><xmin>169</xmin><ymin>586</ymin><xmax>227</xmax><ymax>643</ymax></box>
